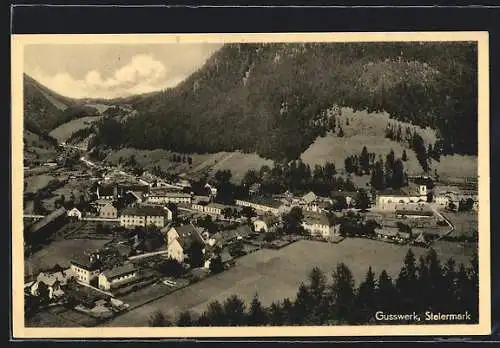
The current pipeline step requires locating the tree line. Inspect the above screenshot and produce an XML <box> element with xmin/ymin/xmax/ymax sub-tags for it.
<box><xmin>242</xmin><ymin>161</ymin><xmax>356</xmax><ymax>198</ymax></box>
<box><xmin>148</xmin><ymin>248</ymin><xmax>478</xmax><ymax>326</ymax></box>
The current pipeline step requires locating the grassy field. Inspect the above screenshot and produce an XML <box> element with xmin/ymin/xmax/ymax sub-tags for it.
<box><xmin>301</xmin><ymin>107</ymin><xmax>477</xmax><ymax>179</ymax></box>
<box><xmin>103</xmin><ymin>238</ymin><xmax>473</xmax><ymax>327</ymax></box>
<box><xmin>24</xmin><ymin>174</ymin><xmax>55</xmax><ymax>194</ymax></box>
<box><xmin>441</xmin><ymin>211</ymin><xmax>478</xmax><ymax>238</ymax></box>
<box><xmin>207</xmin><ymin>151</ymin><xmax>273</xmax><ymax>183</ymax></box>
<box><xmin>25</xmin><ymin>238</ymin><xmax>111</xmax><ymax>278</ymax></box>
<box><xmin>49</xmin><ymin>116</ymin><xmax>102</xmax><ymax>143</ymax></box>
<box><xmin>27</xmin><ymin>306</ymin><xmax>99</xmax><ymax>327</ymax></box>
<box><xmin>104</xmin><ymin>148</ymin><xmax>271</xmax><ymax>184</ymax></box>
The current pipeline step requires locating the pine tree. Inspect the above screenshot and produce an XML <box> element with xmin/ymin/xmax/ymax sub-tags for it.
<box><xmin>441</xmin><ymin>258</ymin><xmax>458</xmax><ymax>312</ymax></box>
<box><xmin>307</xmin><ymin>267</ymin><xmax>329</xmax><ymax>324</ymax></box>
<box><xmin>205</xmin><ymin>300</ymin><xmax>227</xmax><ymax>326</ymax></box>
<box><xmin>391</xmin><ymin>159</ymin><xmax>406</xmax><ymax>189</ymax></box>
<box><xmin>344</xmin><ymin>156</ymin><xmax>354</xmax><ymax>174</ymax></box>
<box><xmin>402</xmin><ymin>149</ymin><xmax>408</xmax><ymax>162</ymax></box>
<box><xmin>396</xmin><ymin>249</ymin><xmax>418</xmax><ymax>313</ymax></box>
<box><xmin>247</xmin><ymin>294</ymin><xmax>268</xmax><ymax>326</ymax></box>
<box><xmin>177</xmin><ymin>310</ymin><xmax>194</xmax><ymax>327</ymax></box>
<box><xmin>223</xmin><ymin>295</ymin><xmax>246</xmax><ymax>326</ymax></box>
<box><xmin>268</xmin><ymin>302</ymin><xmax>283</xmax><ymax>325</ymax></box>
<box><xmin>360</xmin><ymin>146</ymin><xmax>370</xmax><ymax>174</ymax></box>
<box><xmin>354</xmin><ymin>266</ymin><xmax>377</xmax><ymax>323</ymax></box>
<box><xmin>330</xmin><ymin>263</ymin><xmax>356</xmax><ymax>324</ymax></box>
<box><xmin>370</xmin><ymin>161</ymin><xmax>386</xmax><ymax>190</ymax></box>
<box><xmin>338</xmin><ymin>127</ymin><xmax>344</xmax><ymax>137</ymax></box>
<box><xmin>293</xmin><ymin>283</ymin><xmax>312</xmax><ymax>324</ymax></box>
<box><xmin>376</xmin><ymin>270</ymin><xmax>398</xmax><ymax>313</ymax></box>
<box><xmin>149</xmin><ymin>311</ymin><xmax>171</xmax><ymax>327</ymax></box>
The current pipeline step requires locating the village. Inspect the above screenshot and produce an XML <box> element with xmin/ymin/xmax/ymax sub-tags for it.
<box><xmin>23</xmin><ymin>145</ymin><xmax>479</xmax><ymax>327</ymax></box>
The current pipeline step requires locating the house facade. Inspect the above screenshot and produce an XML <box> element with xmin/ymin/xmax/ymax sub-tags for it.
<box><xmin>146</xmin><ymin>189</ymin><xmax>192</xmax><ymax>205</ymax></box>
<box><xmin>191</xmin><ymin>202</ymin><xmax>228</xmax><ymax>217</ymax></box>
<box><xmin>376</xmin><ymin>187</ymin><xmax>427</xmax><ymax>211</ymax></box>
<box><xmin>119</xmin><ymin>205</ymin><xmax>170</xmax><ymax>228</ymax></box>
<box><xmin>99</xmin><ymin>202</ymin><xmax>118</xmax><ymax>219</ymax></box>
<box><xmin>301</xmin><ymin>213</ymin><xmax>339</xmax><ymax>239</ymax></box>
<box><xmin>165</xmin><ymin>224</ymin><xmax>205</xmax><ymax>263</ymax></box>
<box><xmin>70</xmin><ymin>258</ymin><xmax>101</xmax><ymax>284</ymax></box>
<box><xmin>235</xmin><ymin>197</ymin><xmax>282</xmax><ymax>215</ymax></box>
<box><xmin>98</xmin><ymin>263</ymin><xmax>137</xmax><ymax>291</ymax></box>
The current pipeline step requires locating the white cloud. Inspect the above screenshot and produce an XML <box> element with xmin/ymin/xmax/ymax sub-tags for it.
<box><xmin>30</xmin><ymin>54</ymin><xmax>174</xmax><ymax>99</ymax></box>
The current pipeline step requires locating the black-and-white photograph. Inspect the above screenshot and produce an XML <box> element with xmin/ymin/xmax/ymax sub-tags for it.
<box><xmin>12</xmin><ymin>33</ymin><xmax>489</xmax><ymax>337</ymax></box>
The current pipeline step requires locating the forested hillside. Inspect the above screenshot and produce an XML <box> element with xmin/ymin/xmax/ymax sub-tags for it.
<box><xmin>91</xmin><ymin>42</ymin><xmax>478</xmax><ymax>161</ymax></box>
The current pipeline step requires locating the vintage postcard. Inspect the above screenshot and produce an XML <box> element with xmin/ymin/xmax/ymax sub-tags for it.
<box><xmin>11</xmin><ymin>32</ymin><xmax>490</xmax><ymax>338</ymax></box>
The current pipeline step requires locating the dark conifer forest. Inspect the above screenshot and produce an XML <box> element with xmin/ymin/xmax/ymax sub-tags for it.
<box><xmin>93</xmin><ymin>42</ymin><xmax>478</xmax><ymax>161</ymax></box>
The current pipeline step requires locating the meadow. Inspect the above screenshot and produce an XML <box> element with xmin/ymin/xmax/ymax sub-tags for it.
<box><xmin>103</xmin><ymin>238</ymin><xmax>473</xmax><ymax>327</ymax></box>
<box><xmin>49</xmin><ymin>116</ymin><xmax>102</xmax><ymax>143</ymax></box>
<box><xmin>301</xmin><ymin>107</ymin><xmax>477</xmax><ymax>179</ymax></box>
<box><xmin>25</xmin><ymin>238</ymin><xmax>111</xmax><ymax>279</ymax></box>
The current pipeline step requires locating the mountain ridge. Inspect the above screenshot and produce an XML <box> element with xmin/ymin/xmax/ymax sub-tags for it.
<box><xmin>92</xmin><ymin>42</ymin><xmax>477</xmax><ymax>162</ymax></box>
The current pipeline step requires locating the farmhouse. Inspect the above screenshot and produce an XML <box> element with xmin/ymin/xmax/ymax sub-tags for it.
<box><xmin>253</xmin><ymin>215</ymin><xmax>280</xmax><ymax>233</ymax></box>
<box><xmin>235</xmin><ymin>196</ymin><xmax>282</xmax><ymax>215</ymax></box>
<box><xmin>67</xmin><ymin>207</ymin><xmax>83</xmax><ymax>220</ymax></box>
<box><xmin>99</xmin><ymin>202</ymin><xmax>118</xmax><ymax>219</ymax></box>
<box><xmin>28</xmin><ymin>270</ymin><xmax>74</xmax><ymax>299</ymax></box>
<box><xmin>70</xmin><ymin>255</ymin><xmax>101</xmax><ymax>284</ymax></box>
<box><xmin>165</xmin><ymin>224</ymin><xmax>205</xmax><ymax>263</ymax></box>
<box><xmin>301</xmin><ymin>212</ymin><xmax>340</xmax><ymax>239</ymax></box>
<box><xmin>119</xmin><ymin>205</ymin><xmax>170</xmax><ymax>228</ymax></box>
<box><xmin>98</xmin><ymin>263</ymin><xmax>137</xmax><ymax>291</ymax></box>
<box><xmin>146</xmin><ymin>189</ymin><xmax>192</xmax><ymax>205</ymax></box>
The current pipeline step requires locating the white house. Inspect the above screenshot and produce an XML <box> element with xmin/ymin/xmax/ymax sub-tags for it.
<box><xmin>235</xmin><ymin>197</ymin><xmax>282</xmax><ymax>215</ymax></box>
<box><xmin>70</xmin><ymin>256</ymin><xmax>101</xmax><ymax>284</ymax></box>
<box><xmin>253</xmin><ymin>215</ymin><xmax>280</xmax><ymax>233</ymax></box>
<box><xmin>119</xmin><ymin>205</ymin><xmax>171</xmax><ymax>229</ymax></box>
<box><xmin>191</xmin><ymin>202</ymin><xmax>229</xmax><ymax>217</ymax></box>
<box><xmin>98</xmin><ymin>263</ymin><xmax>137</xmax><ymax>291</ymax></box>
<box><xmin>165</xmin><ymin>224</ymin><xmax>206</xmax><ymax>263</ymax></box>
<box><xmin>67</xmin><ymin>207</ymin><xmax>83</xmax><ymax>220</ymax></box>
<box><xmin>302</xmin><ymin>212</ymin><xmax>340</xmax><ymax>239</ymax></box>
<box><xmin>146</xmin><ymin>189</ymin><xmax>192</xmax><ymax>205</ymax></box>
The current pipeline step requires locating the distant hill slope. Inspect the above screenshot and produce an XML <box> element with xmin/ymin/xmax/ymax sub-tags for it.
<box><xmin>23</xmin><ymin>74</ymin><xmax>100</xmax><ymax>134</ymax></box>
<box><xmin>93</xmin><ymin>42</ymin><xmax>478</xmax><ymax>161</ymax></box>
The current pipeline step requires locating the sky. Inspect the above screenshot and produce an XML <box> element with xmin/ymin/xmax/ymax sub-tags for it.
<box><xmin>24</xmin><ymin>43</ymin><xmax>223</xmax><ymax>99</ymax></box>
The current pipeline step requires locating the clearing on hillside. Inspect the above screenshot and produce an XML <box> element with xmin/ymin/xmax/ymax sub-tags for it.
<box><xmin>301</xmin><ymin>107</ymin><xmax>477</xmax><ymax>179</ymax></box>
<box><xmin>49</xmin><ymin>116</ymin><xmax>102</xmax><ymax>143</ymax></box>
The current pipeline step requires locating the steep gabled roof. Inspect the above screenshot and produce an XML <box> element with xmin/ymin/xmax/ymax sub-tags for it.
<box><xmin>171</xmin><ymin>224</ymin><xmax>205</xmax><ymax>249</ymax></box>
<box><xmin>101</xmin><ymin>263</ymin><xmax>137</xmax><ymax>280</ymax></box>
<box><xmin>302</xmin><ymin>191</ymin><xmax>317</xmax><ymax>204</ymax></box>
